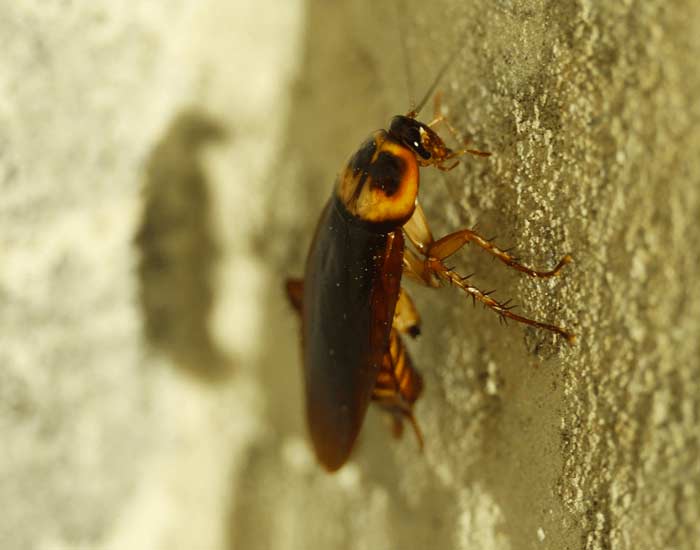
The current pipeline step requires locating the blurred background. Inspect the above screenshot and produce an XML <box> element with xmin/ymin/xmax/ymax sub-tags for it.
<box><xmin>2</xmin><ymin>1</ymin><xmax>699</xmax><ymax>549</ymax></box>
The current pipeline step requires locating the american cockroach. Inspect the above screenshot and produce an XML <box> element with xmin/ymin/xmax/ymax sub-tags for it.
<box><xmin>285</xmin><ymin>55</ymin><xmax>574</xmax><ymax>472</ymax></box>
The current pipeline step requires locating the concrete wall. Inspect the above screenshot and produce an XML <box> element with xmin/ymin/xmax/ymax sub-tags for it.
<box><xmin>2</xmin><ymin>1</ymin><xmax>698</xmax><ymax>549</ymax></box>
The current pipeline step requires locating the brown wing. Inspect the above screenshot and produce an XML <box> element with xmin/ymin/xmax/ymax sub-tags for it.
<box><xmin>301</xmin><ymin>197</ymin><xmax>404</xmax><ymax>471</ymax></box>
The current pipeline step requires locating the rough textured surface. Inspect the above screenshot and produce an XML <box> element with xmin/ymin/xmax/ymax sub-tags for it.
<box><xmin>244</xmin><ymin>1</ymin><xmax>700</xmax><ymax>549</ymax></box>
<box><xmin>1</xmin><ymin>1</ymin><xmax>699</xmax><ymax>550</ymax></box>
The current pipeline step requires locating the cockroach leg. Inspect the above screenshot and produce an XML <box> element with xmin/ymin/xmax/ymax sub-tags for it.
<box><xmin>426</xmin><ymin>91</ymin><xmax>446</xmax><ymax>128</ymax></box>
<box><xmin>373</xmin><ymin>388</ymin><xmax>425</xmax><ymax>451</ymax></box>
<box><xmin>425</xmin><ymin>259</ymin><xmax>575</xmax><ymax>343</ymax></box>
<box><xmin>285</xmin><ymin>278</ymin><xmax>304</xmax><ymax>312</ymax></box>
<box><xmin>436</xmin><ymin>160</ymin><xmax>460</xmax><ymax>171</ymax></box>
<box><xmin>395</xmin><ymin>406</ymin><xmax>424</xmax><ymax>451</ymax></box>
<box><xmin>402</xmin><ymin>248</ymin><xmax>438</xmax><ymax>287</ymax></box>
<box><xmin>403</xmin><ymin>202</ymin><xmax>433</xmax><ymax>255</ymax></box>
<box><xmin>394</xmin><ymin>288</ymin><xmax>422</xmax><ymax>337</ymax></box>
<box><xmin>429</xmin><ymin>230</ymin><xmax>572</xmax><ymax>278</ymax></box>
<box><xmin>402</xmin><ymin>202</ymin><xmax>575</xmax><ymax>343</ymax></box>
<box><xmin>427</xmin><ymin>92</ymin><xmax>491</xmax><ymax>159</ymax></box>
<box><xmin>406</xmin><ymin>410</ymin><xmax>425</xmax><ymax>450</ymax></box>
<box><xmin>450</xmin><ymin>145</ymin><xmax>492</xmax><ymax>158</ymax></box>
<box><xmin>404</xmin><ymin>202</ymin><xmax>572</xmax><ymax>279</ymax></box>
<box><xmin>373</xmin><ymin>329</ymin><xmax>425</xmax><ymax>449</ymax></box>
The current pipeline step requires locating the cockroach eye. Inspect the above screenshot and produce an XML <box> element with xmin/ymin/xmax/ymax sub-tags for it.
<box><xmin>389</xmin><ymin>115</ymin><xmax>431</xmax><ymax>160</ymax></box>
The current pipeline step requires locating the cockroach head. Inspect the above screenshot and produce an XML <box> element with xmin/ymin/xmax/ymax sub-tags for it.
<box><xmin>389</xmin><ymin>115</ymin><xmax>451</xmax><ymax>166</ymax></box>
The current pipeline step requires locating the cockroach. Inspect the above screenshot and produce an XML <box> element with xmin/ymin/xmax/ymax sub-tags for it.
<box><xmin>285</xmin><ymin>55</ymin><xmax>574</xmax><ymax>472</ymax></box>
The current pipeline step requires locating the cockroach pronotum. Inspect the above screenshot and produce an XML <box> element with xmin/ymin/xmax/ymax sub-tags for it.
<box><xmin>285</xmin><ymin>53</ymin><xmax>574</xmax><ymax>472</ymax></box>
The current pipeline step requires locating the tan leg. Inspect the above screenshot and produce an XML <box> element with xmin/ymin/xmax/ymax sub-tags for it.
<box><xmin>430</xmin><ymin>231</ymin><xmax>572</xmax><ymax>278</ymax></box>
<box><xmin>428</xmin><ymin>92</ymin><xmax>491</xmax><ymax>160</ymax></box>
<box><xmin>394</xmin><ymin>288</ymin><xmax>422</xmax><ymax>337</ymax></box>
<box><xmin>405</xmin><ymin>202</ymin><xmax>572</xmax><ymax>278</ymax></box>
<box><xmin>402</xmin><ymin>203</ymin><xmax>575</xmax><ymax>343</ymax></box>
<box><xmin>436</xmin><ymin>159</ymin><xmax>460</xmax><ymax>171</ymax></box>
<box><xmin>403</xmin><ymin>202</ymin><xmax>433</xmax><ymax>255</ymax></box>
<box><xmin>425</xmin><ymin>258</ymin><xmax>575</xmax><ymax>343</ymax></box>
<box><xmin>373</xmin><ymin>390</ymin><xmax>425</xmax><ymax>451</ymax></box>
<box><xmin>402</xmin><ymin>247</ymin><xmax>439</xmax><ymax>287</ymax></box>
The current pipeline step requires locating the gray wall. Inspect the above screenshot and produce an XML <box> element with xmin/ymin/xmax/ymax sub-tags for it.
<box><xmin>2</xmin><ymin>1</ymin><xmax>698</xmax><ymax>549</ymax></box>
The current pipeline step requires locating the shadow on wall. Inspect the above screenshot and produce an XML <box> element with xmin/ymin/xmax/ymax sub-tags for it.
<box><xmin>134</xmin><ymin>110</ymin><xmax>231</xmax><ymax>379</ymax></box>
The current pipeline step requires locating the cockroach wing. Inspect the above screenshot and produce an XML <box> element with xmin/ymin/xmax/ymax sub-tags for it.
<box><xmin>302</xmin><ymin>197</ymin><xmax>404</xmax><ymax>471</ymax></box>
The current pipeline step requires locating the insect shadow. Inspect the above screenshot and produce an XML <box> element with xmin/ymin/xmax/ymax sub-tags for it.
<box><xmin>135</xmin><ymin>109</ymin><xmax>230</xmax><ymax>380</ymax></box>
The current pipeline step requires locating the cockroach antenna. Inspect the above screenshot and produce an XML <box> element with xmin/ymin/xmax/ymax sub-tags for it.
<box><xmin>408</xmin><ymin>40</ymin><xmax>466</xmax><ymax>118</ymax></box>
<box><xmin>396</xmin><ymin>1</ymin><xmax>464</xmax><ymax>118</ymax></box>
<box><xmin>396</xmin><ymin>1</ymin><xmax>415</xmax><ymax>108</ymax></box>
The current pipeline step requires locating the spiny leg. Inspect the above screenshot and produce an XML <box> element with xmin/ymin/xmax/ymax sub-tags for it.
<box><xmin>430</xmin><ymin>230</ymin><xmax>572</xmax><ymax>278</ymax></box>
<box><xmin>402</xmin><ymin>202</ymin><xmax>575</xmax><ymax>343</ymax></box>
<box><xmin>424</xmin><ymin>257</ymin><xmax>575</xmax><ymax>343</ymax></box>
<box><xmin>404</xmin><ymin>202</ymin><xmax>572</xmax><ymax>279</ymax></box>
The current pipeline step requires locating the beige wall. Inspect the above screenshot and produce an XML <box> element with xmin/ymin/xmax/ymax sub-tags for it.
<box><xmin>2</xmin><ymin>1</ymin><xmax>699</xmax><ymax>549</ymax></box>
